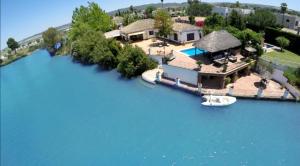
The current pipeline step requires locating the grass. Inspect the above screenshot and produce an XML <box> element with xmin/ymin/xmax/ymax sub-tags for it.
<box><xmin>261</xmin><ymin>49</ymin><xmax>300</xmax><ymax>68</ymax></box>
<box><xmin>0</xmin><ymin>48</ymin><xmax>33</xmax><ymax>67</ymax></box>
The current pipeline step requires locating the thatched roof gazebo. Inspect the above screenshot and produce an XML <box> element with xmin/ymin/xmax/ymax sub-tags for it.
<box><xmin>194</xmin><ymin>30</ymin><xmax>241</xmax><ymax>54</ymax></box>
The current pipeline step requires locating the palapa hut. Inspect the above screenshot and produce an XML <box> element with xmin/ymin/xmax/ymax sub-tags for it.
<box><xmin>194</xmin><ymin>30</ymin><xmax>241</xmax><ymax>59</ymax></box>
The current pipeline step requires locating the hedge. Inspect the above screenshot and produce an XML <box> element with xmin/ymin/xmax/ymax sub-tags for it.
<box><xmin>264</xmin><ymin>27</ymin><xmax>300</xmax><ymax>55</ymax></box>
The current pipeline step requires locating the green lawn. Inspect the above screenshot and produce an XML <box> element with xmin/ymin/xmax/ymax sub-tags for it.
<box><xmin>261</xmin><ymin>49</ymin><xmax>300</xmax><ymax>68</ymax></box>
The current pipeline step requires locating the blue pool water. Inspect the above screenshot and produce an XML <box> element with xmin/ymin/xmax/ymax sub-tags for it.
<box><xmin>180</xmin><ymin>48</ymin><xmax>207</xmax><ymax>57</ymax></box>
<box><xmin>1</xmin><ymin>50</ymin><xmax>300</xmax><ymax>166</ymax></box>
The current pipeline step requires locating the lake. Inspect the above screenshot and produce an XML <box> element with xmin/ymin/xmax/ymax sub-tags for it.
<box><xmin>1</xmin><ymin>50</ymin><xmax>300</xmax><ymax>165</ymax></box>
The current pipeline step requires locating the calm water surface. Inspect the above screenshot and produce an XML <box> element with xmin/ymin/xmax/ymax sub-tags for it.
<box><xmin>1</xmin><ymin>50</ymin><xmax>300</xmax><ymax>166</ymax></box>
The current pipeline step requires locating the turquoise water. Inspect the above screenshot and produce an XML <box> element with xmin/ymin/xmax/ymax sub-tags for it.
<box><xmin>180</xmin><ymin>48</ymin><xmax>207</xmax><ymax>57</ymax></box>
<box><xmin>1</xmin><ymin>50</ymin><xmax>300</xmax><ymax>166</ymax></box>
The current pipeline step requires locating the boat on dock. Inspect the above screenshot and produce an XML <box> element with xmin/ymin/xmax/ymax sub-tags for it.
<box><xmin>201</xmin><ymin>95</ymin><xmax>237</xmax><ymax>106</ymax></box>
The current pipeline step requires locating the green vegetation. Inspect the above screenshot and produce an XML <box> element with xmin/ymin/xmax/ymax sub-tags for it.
<box><xmin>276</xmin><ymin>36</ymin><xmax>290</xmax><ymax>51</ymax></box>
<box><xmin>187</xmin><ymin>0</ymin><xmax>212</xmax><ymax>17</ymax></box>
<box><xmin>204</xmin><ymin>13</ymin><xmax>225</xmax><ymax>28</ymax></box>
<box><xmin>228</xmin><ymin>10</ymin><xmax>245</xmax><ymax>30</ymax></box>
<box><xmin>246</xmin><ymin>9</ymin><xmax>276</xmax><ymax>31</ymax></box>
<box><xmin>7</xmin><ymin>38</ymin><xmax>19</xmax><ymax>54</ymax></box>
<box><xmin>284</xmin><ymin>68</ymin><xmax>300</xmax><ymax>88</ymax></box>
<box><xmin>42</xmin><ymin>27</ymin><xmax>62</xmax><ymax>53</ymax></box>
<box><xmin>154</xmin><ymin>9</ymin><xmax>173</xmax><ymax>44</ymax></box>
<box><xmin>68</xmin><ymin>2</ymin><xmax>113</xmax><ymax>41</ymax></box>
<box><xmin>68</xmin><ymin>2</ymin><xmax>156</xmax><ymax>77</ymax></box>
<box><xmin>117</xmin><ymin>45</ymin><xmax>157</xmax><ymax>78</ymax></box>
<box><xmin>280</xmin><ymin>3</ymin><xmax>288</xmax><ymax>25</ymax></box>
<box><xmin>261</xmin><ymin>49</ymin><xmax>300</xmax><ymax>68</ymax></box>
<box><xmin>225</xmin><ymin>77</ymin><xmax>232</xmax><ymax>86</ymax></box>
<box><xmin>145</xmin><ymin>6</ymin><xmax>156</xmax><ymax>18</ymax></box>
<box><xmin>264</xmin><ymin>27</ymin><xmax>300</xmax><ymax>55</ymax></box>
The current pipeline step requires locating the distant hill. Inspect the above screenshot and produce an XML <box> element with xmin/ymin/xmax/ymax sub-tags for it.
<box><xmin>108</xmin><ymin>2</ymin><xmax>300</xmax><ymax>16</ymax></box>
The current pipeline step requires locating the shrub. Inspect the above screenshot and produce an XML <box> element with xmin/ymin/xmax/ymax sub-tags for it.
<box><xmin>276</xmin><ymin>36</ymin><xmax>290</xmax><ymax>51</ymax></box>
<box><xmin>225</xmin><ymin>77</ymin><xmax>232</xmax><ymax>86</ymax></box>
<box><xmin>265</xmin><ymin>27</ymin><xmax>300</xmax><ymax>55</ymax></box>
<box><xmin>284</xmin><ymin>68</ymin><xmax>300</xmax><ymax>87</ymax></box>
<box><xmin>117</xmin><ymin>45</ymin><xmax>157</xmax><ymax>78</ymax></box>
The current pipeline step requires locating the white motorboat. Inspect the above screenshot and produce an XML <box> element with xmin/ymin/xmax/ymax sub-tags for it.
<box><xmin>201</xmin><ymin>95</ymin><xmax>236</xmax><ymax>106</ymax></box>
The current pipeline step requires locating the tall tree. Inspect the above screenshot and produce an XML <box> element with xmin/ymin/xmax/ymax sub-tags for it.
<box><xmin>6</xmin><ymin>38</ymin><xmax>19</xmax><ymax>54</ymax></box>
<box><xmin>68</xmin><ymin>2</ymin><xmax>113</xmax><ymax>41</ymax></box>
<box><xmin>235</xmin><ymin>1</ymin><xmax>240</xmax><ymax>8</ymax></box>
<box><xmin>247</xmin><ymin>9</ymin><xmax>277</xmax><ymax>31</ymax></box>
<box><xmin>145</xmin><ymin>6</ymin><xmax>156</xmax><ymax>18</ymax></box>
<box><xmin>42</xmin><ymin>27</ymin><xmax>61</xmax><ymax>49</ymax></box>
<box><xmin>187</xmin><ymin>0</ymin><xmax>212</xmax><ymax>17</ymax></box>
<box><xmin>154</xmin><ymin>9</ymin><xmax>173</xmax><ymax>47</ymax></box>
<box><xmin>280</xmin><ymin>3</ymin><xmax>288</xmax><ymax>26</ymax></box>
<box><xmin>228</xmin><ymin>10</ymin><xmax>245</xmax><ymax>30</ymax></box>
<box><xmin>204</xmin><ymin>13</ymin><xmax>225</xmax><ymax>28</ymax></box>
<box><xmin>161</xmin><ymin>0</ymin><xmax>164</xmax><ymax>8</ymax></box>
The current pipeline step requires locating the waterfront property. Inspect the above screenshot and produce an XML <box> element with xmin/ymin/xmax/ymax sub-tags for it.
<box><xmin>2</xmin><ymin>50</ymin><xmax>300</xmax><ymax>165</ymax></box>
<box><xmin>136</xmin><ymin>30</ymin><xmax>296</xmax><ymax>100</ymax></box>
<box><xmin>116</xmin><ymin>19</ymin><xmax>202</xmax><ymax>44</ymax></box>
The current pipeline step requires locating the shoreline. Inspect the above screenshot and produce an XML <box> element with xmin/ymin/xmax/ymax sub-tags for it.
<box><xmin>156</xmin><ymin>79</ymin><xmax>299</xmax><ymax>102</ymax></box>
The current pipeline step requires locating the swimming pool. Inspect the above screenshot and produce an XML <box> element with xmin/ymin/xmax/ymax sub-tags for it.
<box><xmin>180</xmin><ymin>48</ymin><xmax>207</xmax><ymax>57</ymax></box>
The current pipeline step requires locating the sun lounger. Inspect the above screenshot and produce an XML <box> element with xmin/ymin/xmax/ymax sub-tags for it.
<box><xmin>213</xmin><ymin>57</ymin><xmax>228</xmax><ymax>66</ymax></box>
<box><xmin>228</xmin><ymin>55</ymin><xmax>237</xmax><ymax>62</ymax></box>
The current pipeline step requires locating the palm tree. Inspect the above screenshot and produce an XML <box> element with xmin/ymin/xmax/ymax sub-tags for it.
<box><xmin>161</xmin><ymin>0</ymin><xmax>164</xmax><ymax>8</ymax></box>
<box><xmin>280</xmin><ymin>3</ymin><xmax>288</xmax><ymax>26</ymax></box>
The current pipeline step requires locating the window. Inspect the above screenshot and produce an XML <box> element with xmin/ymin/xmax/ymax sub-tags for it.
<box><xmin>149</xmin><ymin>31</ymin><xmax>154</xmax><ymax>36</ymax></box>
<box><xmin>286</xmin><ymin>19</ymin><xmax>290</xmax><ymax>23</ymax></box>
<box><xmin>296</xmin><ymin>21</ymin><xmax>299</xmax><ymax>26</ymax></box>
<box><xmin>174</xmin><ymin>33</ymin><xmax>178</xmax><ymax>41</ymax></box>
<box><xmin>187</xmin><ymin>33</ymin><xmax>195</xmax><ymax>41</ymax></box>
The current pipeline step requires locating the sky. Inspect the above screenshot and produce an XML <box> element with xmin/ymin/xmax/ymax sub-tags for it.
<box><xmin>1</xmin><ymin>0</ymin><xmax>299</xmax><ymax>49</ymax></box>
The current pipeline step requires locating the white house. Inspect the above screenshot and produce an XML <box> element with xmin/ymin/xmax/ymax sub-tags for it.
<box><xmin>212</xmin><ymin>6</ymin><xmax>254</xmax><ymax>17</ymax></box>
<box><xmin>167</xmin><ymin>22</ymin><xmax>201</xmax><ymax>44</ymax></box>
<box><xmin>119</xmin><ymin>19</ymin><xmax>201</xmax><ymax>44</ymax></box>
<box><xmin>276</xmin><ymin>13</ymin><xmax>300</xmax><ymax>30</ymax></box>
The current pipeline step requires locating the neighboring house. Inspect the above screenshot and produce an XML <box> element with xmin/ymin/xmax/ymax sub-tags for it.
<box><xmin>172</xmin><ymin>16</ymin><xmax>206</xmax><ymax>28</ymax></box>
<box><xmin>276</xmin><ymin>13</ymin><xmax>300</xmax><ymax>30</ymax></box>
<box><xmin>120</xmin><ymin>19</ymin><xmax>158</xmax><ymax>41</ymax></box>
<box><xmin>120</xmin><ymin>19</ymin><xmax>202</xmax><ymax>44</ymax></box>
<box><xmin>212</xmin><ymin>6</ymin><xmax>254</xmax><ymax>17</ymax></box>
<box><xmin>168</xmin><ymin>22</ymin><xmax>201</xmax><ymax>44</ymax></box>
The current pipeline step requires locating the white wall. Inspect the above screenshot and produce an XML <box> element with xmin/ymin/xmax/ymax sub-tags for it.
<box><xmin>168</xmin><ymin>30</ymin><xmax>200</xmax><ymax>44</ymax></box>
<box><xmin>144</xmin><ymin>29</ymin><xmax>159</xmax><ymax>39</ymax></box>
<box><xmin>163</xmin><ymin>64</ymin><xmax>198</xmax><ymax>86</ymax></box>
<box><xmin>180</xmin><ymin>31</ymin><xmax>200</xmax><ymax>43</ymax></box>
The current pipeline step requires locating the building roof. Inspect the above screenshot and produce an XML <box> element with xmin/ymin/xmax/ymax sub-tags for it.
<box><xmin>194</xmin><ymin>30</ymin><xmax>241</xmax><ymax>53</ymax></box>
<box><xmin>121</xmin><ymin>19</ymin><xmax>201</xmax><ymax>35</ymax></box>
<box><xmin>104</xmin><ymin>30</ymin><xmax>121</xmax><ymax>38</ymax></box>
<box><xmin>121</xmin><ymin>19</ymin><xmax>155</xmax><ymax>34</ymax></box>
<box><xmin>172</xmin><ymin>22</ymin><xmax>201</xmax><ymax>32</ymax></box>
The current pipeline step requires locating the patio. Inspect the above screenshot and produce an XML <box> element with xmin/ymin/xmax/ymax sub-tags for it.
<box><xmin>131</xmin><ymin>37</ymin><xmax>250</xmax><ymax>76</ymax></box>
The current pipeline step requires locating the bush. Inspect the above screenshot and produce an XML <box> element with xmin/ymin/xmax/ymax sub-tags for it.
<box><xmin>117</xmin><ymin>45</ymin><xmax>157</xmax><ymax>78</ymax></box>
<box><xmin>276</xmin><ymin>36</ymin><xmax>290</xmax><ymax>51</ymax></box>
<box><xmin>265</xmin><ymin>27</ymin><xmax>300</xmax><ymax>55</ymax></box>
<box><xmin>72</xmin><ymin>29</ymin><xmax>119</xmax><ymax>69</ymax></box>
<box><xmin>225</xmin><ymin>77</ymin><xmax>232</xmax><ymax>86</ymax></box>
<box><xmin>284</xmin><ymin>68</ymin><xmax>300</xmax><ymax>87</ymax></box>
